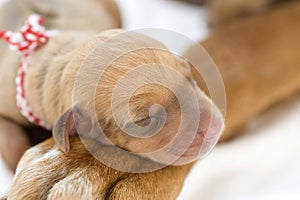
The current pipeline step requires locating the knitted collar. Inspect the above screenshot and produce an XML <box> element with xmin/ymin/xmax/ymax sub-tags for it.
<box><xmin>0</xmin><ymin>14</ymin><xmax>57</xmax><ymax>130</ymax></box>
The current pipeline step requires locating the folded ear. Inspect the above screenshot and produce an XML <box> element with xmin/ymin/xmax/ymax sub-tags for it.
<box><xmin>53</xmin><ymin>109</ymin><xmax>76</xmax><ymax>154</ymax></box>
<box><xmin>53</xmin><ymin>106</ymin><xmax>93</xmax><ymax>154</ymax></box>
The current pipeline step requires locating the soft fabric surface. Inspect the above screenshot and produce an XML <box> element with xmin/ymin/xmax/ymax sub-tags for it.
<box><xmin>1</xmin><ymin>0</ymin><xmax>300</xmax><ymax>199</ymax></box>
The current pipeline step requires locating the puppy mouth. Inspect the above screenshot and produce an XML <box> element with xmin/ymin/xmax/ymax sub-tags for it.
<box><xmin>173</xmin><ymin>107</ymin><xmax>224</xmax><ymax>165</ymax></box>
<box><xmin>201</xmin><ymin>114</ymin><xmax>224</xmax><ymax>140</ymax></box>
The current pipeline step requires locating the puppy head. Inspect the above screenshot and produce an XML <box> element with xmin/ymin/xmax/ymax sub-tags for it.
<box><xmin>54</xmin><ymin>30</ymin><xmax>224</xmax><ymax>169</ymax></box>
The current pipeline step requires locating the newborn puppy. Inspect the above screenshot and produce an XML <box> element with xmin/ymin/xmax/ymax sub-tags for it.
<box><xmin>0</xmin><ymin>0</ymin><xmax>121</xmax><ymax>171</ymax></box>
<box><xmin>1</xmin><ymin>0</ymin><xmax>224</xmax><ymax>198</ymax></box>
<box><xmin>4</xmin><ymin>0</ymin><xmax>300</xmax><ymax>199</ymax></box>
<box><xmin>1</xmin><ymin>0</ymin><xmax>222</xmax><ymax>172</ymax></box>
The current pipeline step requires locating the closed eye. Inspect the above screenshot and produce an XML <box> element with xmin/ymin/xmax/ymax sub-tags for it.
<box><xmin>122</xmin><ymin>116</ymin><xmax>162</xmax><ymax>138</ymax></box>
<box><xmin>134</xmin><ymin>116</ymin><xmax>152</xmax><ymax>127</ymax></box>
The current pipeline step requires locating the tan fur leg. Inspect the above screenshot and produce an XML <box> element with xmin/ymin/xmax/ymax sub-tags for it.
<box><xmin>0</xmin><ymin>117</ymin><xmax>30</xmax><ymax>172</ymax></box>
<box><xmin>8</xmin><ymin>137</ymin><xmax>193</xmax><ymax>200</ymax></box>
<box><xmin>9</xmin><ymin>138</ymin><xmax>126</xmax><ymax>200</ymax></box>
<box><xmin>8</xmin><ymin>138</ymin><xmax>76</xmax><ymax>200</ymax></box>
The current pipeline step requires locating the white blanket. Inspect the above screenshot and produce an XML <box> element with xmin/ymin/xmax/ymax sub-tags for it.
<box><xmin>1</xmin><ymin>0</ymin><xmax>300</xmax><ymax>199</ymax></box>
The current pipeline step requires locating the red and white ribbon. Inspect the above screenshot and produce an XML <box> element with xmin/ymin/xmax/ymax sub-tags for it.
<box><xmin>0</xmin><ymin>14</ymin><xmax>57</xmax><ymax>130</ymax></box>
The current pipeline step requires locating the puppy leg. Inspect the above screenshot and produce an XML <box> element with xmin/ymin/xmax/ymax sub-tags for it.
<box><xmin>8</xmin><ymin>138</ymin><xmax>128</xmax><ymax>200</ymax></box>
<box><xmin>0</xmin><ymin>117</ymin><xmax>30</xmax><ymax>172</ymax></box>
<box><xmin>7</xmin><ymin>137</ymin><xmax>194</xmax><ymax>200</ymax></box>
<box><xmin>8</xmin><ymin>138</ymin><xmax>72</xmax><ymax>200</ymax></box>
<box><xmin>207</xmin><ymin>0</ymin><xmax>274</xmax><ymax>27</ymax></box>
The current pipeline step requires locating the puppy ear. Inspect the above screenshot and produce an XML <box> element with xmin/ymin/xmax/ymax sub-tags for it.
<box><xmin>53</xmin><ymin>107</ymin><xmax>93</xmax><ymax>154</ymax></box>
<box><xmin>53</xmin><ymin>109</ymin><xmax>76</xmax><ymax>154</ymax></box>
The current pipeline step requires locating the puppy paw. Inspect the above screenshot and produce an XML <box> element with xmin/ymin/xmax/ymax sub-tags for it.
<box><xmin>6</xmin><ymin>137</ymin><xmax>192</xmax><ymax>200</ymax></box>
<box><xmin>6</xmin><ymin>138</ymin><xmax>124</xmax><ymax>199</ymax></box>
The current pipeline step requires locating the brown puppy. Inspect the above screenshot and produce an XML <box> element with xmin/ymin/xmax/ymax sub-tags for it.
<box><xmin>0</xmin><ymin>0</ymin><xmax>121</xmax><ymax>171</ymax></box>
<box><xmin>3</xmin><ymin>0</ymin><xmax>300</xmax><ymax>199</ymax></box>
<box><xmin>1</xmin><ymin>0</ymin><xmax>224</xmax><ymax>170</ymax></box>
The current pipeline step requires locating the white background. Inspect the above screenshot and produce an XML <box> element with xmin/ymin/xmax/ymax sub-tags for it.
<box><xmin>1</xmin><ymin>0</ymin><xmax>300</xmax><ymax>199</ymax></box>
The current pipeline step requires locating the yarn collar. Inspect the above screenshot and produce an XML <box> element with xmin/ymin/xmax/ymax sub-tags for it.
<box><xmin>0</xmin><ymin>14</ymin><xmax>57</xmax><ymax>130</ymax></box>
